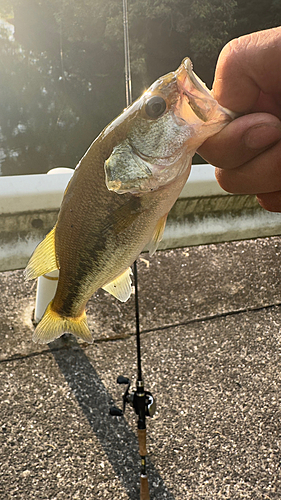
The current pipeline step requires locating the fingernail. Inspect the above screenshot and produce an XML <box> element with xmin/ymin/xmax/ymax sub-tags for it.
<box><xmin>245</xmin><ymin>123</ymin><xmax>281</xmax><ymax>150</ymax></box>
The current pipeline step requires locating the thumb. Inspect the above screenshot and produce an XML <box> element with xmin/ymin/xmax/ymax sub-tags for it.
<box><xmin>198</xmin><ymin>113</ymin><xmax>281</xmax><ymax>170</ymax></box>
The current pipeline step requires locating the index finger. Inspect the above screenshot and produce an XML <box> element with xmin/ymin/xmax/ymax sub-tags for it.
<box><xmin>213</xmin><ymin>27</ymin><xmax>281</xmax><ymax>114</ymax></box>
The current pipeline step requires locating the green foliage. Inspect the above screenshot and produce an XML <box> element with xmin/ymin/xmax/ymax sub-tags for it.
<box><xmin>0</xmin><ymin>0</ymin><xmax>278</xmax><ymax>175</ymax></box>
<box><xmin>0</xmin><ymin>0</ymin><xmax>126</xmax><ymax>174</ymax></box>
<box><xmin>231</xmin><ymin>0</ymin><xmax>281</xmax><ymax>38</ymax></box>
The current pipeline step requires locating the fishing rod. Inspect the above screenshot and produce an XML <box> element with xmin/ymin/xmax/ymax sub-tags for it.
<box><xmin>109</xmin><ymin>1</ymin><xmax>155</xmax><ymax>499</ymax></box>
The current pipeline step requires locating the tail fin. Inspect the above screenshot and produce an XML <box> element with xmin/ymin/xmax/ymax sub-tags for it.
<box><xmin>33</xmin><ymin>301</ymin><xmax>93</xmax><ymax>344</ymax></box>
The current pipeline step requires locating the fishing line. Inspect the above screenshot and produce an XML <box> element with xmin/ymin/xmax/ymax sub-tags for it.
<box><xmin>122</xmin><ymin>0</ymin><xmax>142</xmax><ymax>383</ymax></box>
<box><xmin>123</xmin><ymin>0</ymin><xmax>132</xmax><ymax>108</ymax></box>
<box><xmin>56</xmin><ymin>13</ymin><xmax>67</xmax><ymax>127</ymax></box>
<box><xmin>109</xmin><ymin>3</ymin><xmax>155</xmax><ymax>500</ymax></box>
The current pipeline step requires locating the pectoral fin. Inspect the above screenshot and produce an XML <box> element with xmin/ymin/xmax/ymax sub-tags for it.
<box><xmin>25</xmin><ymin>226</ymin><xmax>59</xmax><ymax>280</ymax></box>
<box><xmin>147</xmin><ymin>213</ymin><xmax>168</xmax><ymax>255</ymax></box>
<box><xmin>102</xmin><ymin>197</ymin><xmax>148</xmax><ymax>236</ymax></box>
<box><xmin>102</xmin><ymin>267</ymin><xmax>133</xmax><ymax>302</ymax></box>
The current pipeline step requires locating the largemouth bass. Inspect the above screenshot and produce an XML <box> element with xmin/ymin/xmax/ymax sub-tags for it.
<box><xmin>25</xmin><ymin>58</ymin><xmax>234</xmax><ymax>344</ymax></box>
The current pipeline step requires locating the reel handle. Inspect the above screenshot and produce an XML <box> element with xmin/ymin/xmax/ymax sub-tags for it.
<box><xmin>109</xmin><ymin>406</ymin><xmax>123</xmax><ymax>416</ymax></box>
<box><xmin>117</xmin><ymin>375</ymin><xmax>130</xmax><ymax>385</ymax></box>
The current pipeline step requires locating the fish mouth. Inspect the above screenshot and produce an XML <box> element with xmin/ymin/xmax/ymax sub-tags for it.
<box><xmin>175</xmin><ymin>58</ymin><xmax>234</xmax><ymax>123</ymax></box>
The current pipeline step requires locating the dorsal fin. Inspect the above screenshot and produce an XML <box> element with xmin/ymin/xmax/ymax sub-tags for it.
<box><xmin>102</xmin><ymin>267</ymin><xmax>133</xmax><ymax>302</ymax></box>
<box><xmin>25</xmin><ymin>226</ymin><xmax>59</xmax><ymax>280</ymax></box>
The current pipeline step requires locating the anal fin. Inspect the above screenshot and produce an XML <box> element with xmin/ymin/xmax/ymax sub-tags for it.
<box><xmin>102</xmin><ymin>267</ymin><xmax>133</xmax><ymax>302</ymax></box>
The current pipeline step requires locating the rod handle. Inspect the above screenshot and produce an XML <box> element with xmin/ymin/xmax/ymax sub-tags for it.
<box><xmin>140</xmin><ymin>474</ymin><xmax>150</xmax><ymax>500</ymax></box>
<box><xmin>138</xmin><ymin>428</ymin><xmax>147</xmax><ymax>456</ymax></box>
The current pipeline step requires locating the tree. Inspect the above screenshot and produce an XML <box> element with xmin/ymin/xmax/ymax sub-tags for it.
<box><xmin>0</xmin><ymin>0</ymin><xmax>126</xmax><ymax>174</ymax></box>
<box><xmin>231</xmin><ymin>0</ymin><xmax>281</xmax><ymax>39</ymax></box>
<box><xmin>0</xmin><ymin>0</ymin><xmax>238</xmax><ymax>175</ymax></box>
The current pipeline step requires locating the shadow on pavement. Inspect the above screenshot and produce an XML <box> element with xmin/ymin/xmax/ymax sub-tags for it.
<box><xmin>50</xmin><ymin>338</ymin><xmax>175</xmax><ymax>500</ymax></box>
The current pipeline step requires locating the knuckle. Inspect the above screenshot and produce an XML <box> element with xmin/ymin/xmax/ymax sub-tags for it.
<box><xmin>215</xmin><ymin>168</ymin><xmax>237</xmax><ymax>193</ymax></box>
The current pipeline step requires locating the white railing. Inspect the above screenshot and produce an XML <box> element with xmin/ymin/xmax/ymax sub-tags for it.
<box><xmin>0</xmin><ymin>164</ymin><xmax>226</xmax><ymax>214</ymax></box>
<box><xmin>1</xmin><ymin>164</ymin><xmax>281</xmax><ymax>273</ymax></box>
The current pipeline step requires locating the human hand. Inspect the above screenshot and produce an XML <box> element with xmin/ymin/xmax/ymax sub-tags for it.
<box><xmin>198</xmin><ymin>27</ymin><xmax>281</xmax><ymax>212</ymax></box>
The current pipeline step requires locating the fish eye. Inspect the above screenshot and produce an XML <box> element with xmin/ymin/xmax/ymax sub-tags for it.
<box><xmin>145</xmin><ymin>96</ymin><xmax>167</xmax><ymax>119</ymax></box>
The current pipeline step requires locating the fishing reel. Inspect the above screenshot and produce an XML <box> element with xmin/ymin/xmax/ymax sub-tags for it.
<box><xmin>109</xmin><ymin>375</ymin><xmax>156</xmax><ymax>418</ymax></box>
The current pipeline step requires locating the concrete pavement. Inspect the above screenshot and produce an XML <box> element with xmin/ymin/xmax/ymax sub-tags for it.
<box><xmin>1</xmin><ymin>237</ymin><xmax>281</xmax><ymax>499</ymax></box>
